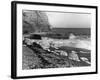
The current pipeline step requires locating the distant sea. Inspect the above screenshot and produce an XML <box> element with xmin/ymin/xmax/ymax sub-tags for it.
<box><xmin>51</xmin><ymin>28</ymin><xmax>91</xmax><ymax>36</ymax></box>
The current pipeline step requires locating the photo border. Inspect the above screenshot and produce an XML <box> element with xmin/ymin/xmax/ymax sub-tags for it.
<box><xmin>11</xmin><ymin>1</ymin><xmax>98</xmax><ymax>79</ymax></box>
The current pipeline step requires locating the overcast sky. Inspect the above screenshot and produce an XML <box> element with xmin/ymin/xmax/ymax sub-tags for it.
<box><xmin>46</xmin><ymin>11</ymin><xmax>91</xmax><ymax>28</ymax></box>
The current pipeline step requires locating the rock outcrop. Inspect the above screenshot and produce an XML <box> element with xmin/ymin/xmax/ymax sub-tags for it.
<box><xmin>23</xmin><ymin>10</ymin><xmax>51</xmax><ymax>34</ymax></box>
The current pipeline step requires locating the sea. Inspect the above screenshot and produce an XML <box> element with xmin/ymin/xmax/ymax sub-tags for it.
<box><xmin>46</xmin><ymin>28</ymin><xmax>91</xmax><ymax>50</ymax></box>
<box><xmin>51</xmin><ymin>28</ymin><xmax>91</xmax><ymax>36</ymax></box>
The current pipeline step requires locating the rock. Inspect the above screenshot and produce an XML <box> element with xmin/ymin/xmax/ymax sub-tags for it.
<box><xmin>24</xmin><ymin>38</ymin><xmax>33</xmax><ymax>45</ymax></box>
<box><xmin>23</xmin><ymin>10</ymin><xmax>51</xmax><ymax>34</ymax></box>
<box><xmin>80</xmin><ymin>57</ymin><xmax>91</xmax><ymax>64</ymax></box>
<box><xmin>54</xmin><ymin>50</ymin><xmax>68</xmax><ymax>56</ymax></box>
<box><xmin>68</xmin><ymin>51</ymin><xmax>80</xmax><ymax>61</ymax></box>
<box><xmin>60</xmin><ymin>51</ymin><xmax>68</xmax><ymax>56</ymax></box>
<box><xmin>80</xmin><ymin>57</ymin><xmax>88</xmax><ymax>61</ymax></box>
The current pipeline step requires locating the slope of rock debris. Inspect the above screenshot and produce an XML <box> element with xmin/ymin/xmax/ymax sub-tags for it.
<box><xmin>22</xmin><ymin>39</ymin><xmax>90</xmax><ymax>70</ymax></box>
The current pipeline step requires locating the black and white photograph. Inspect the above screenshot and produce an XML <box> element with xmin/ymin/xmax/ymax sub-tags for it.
<box><xmin>11</xmin><ymin>1</ymin><xmax>97</xmax><ymax>79</ymax></box>
<box><xmin>22</xmin><ymin>10</ymin><xmax>91</xmax><ymax>69</ymax></box>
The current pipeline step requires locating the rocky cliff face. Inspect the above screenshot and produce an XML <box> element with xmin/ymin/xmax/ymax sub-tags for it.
<box><xmin>23</xmin><ymin>10</ymin><xmax>51</xmax><ymax>34</ymax></box>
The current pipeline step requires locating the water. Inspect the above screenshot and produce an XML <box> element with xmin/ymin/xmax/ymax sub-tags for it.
<box><xmin>51</xmin><ymin>28</ymin><xmax>91</xmax><ymax>36</ymax></box>
<box><xmin>45</xmin><ymin>28</ymin><xmax>91</xmax><ymax>50</ymax></box>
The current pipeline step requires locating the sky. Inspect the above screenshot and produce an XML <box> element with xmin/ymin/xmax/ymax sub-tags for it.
<box><xmin>46</xmin><ymin>11</ymin><xmax>91</xmax><ymax>28</ymax></box>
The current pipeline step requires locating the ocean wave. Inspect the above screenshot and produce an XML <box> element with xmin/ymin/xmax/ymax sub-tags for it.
<box><xmin>38</xmin><ymin>36</ymin><xmax>91</xmax><ymax>50</ymax></box>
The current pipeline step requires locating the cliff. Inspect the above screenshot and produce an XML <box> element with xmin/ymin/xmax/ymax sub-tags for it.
<box><xmin>23</xmin><ymin>10</ymin><xmax>51</xmax><ymax>34</ymax></box>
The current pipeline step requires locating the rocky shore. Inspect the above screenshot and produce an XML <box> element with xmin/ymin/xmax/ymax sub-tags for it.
<box><xmin>22</xmin><ymin>38</ymin><xmax>91</xmax><ymax>70</ymax></box>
